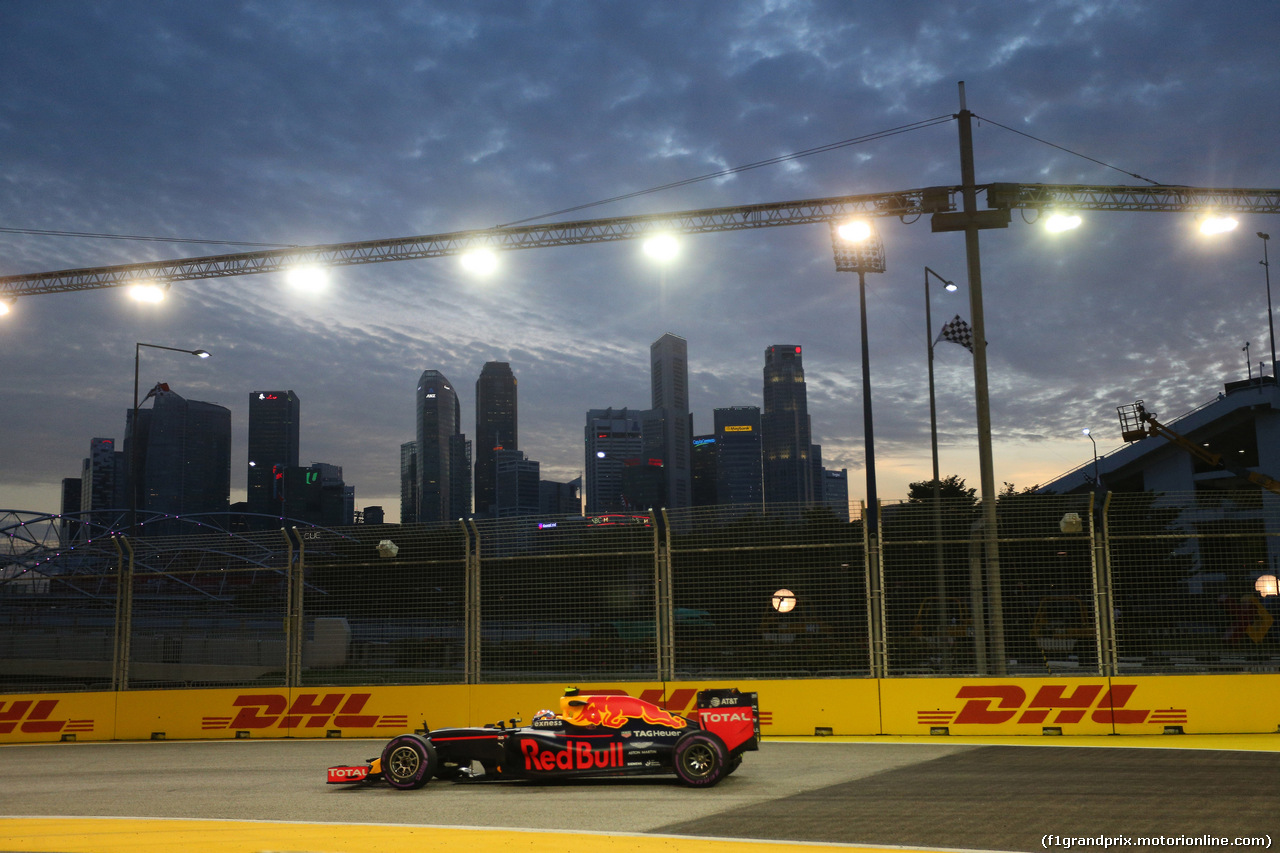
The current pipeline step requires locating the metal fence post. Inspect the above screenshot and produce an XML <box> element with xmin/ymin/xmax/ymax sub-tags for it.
<box><xmin>464</xmin><ymin>518</ymin><xmax>480</xmax><ymax>685</ymax></box>
<box><xmin>1093</xmin><ymin>492</ymin><xmax>1118</xmax><ymax>675</ymax></box>
<box><xmin>283</xmin><ymin>527</ymin><xmax>304</xmax><ymax>688</ymax></box>
<box><xmin>863</xmin><ymin>501</ymin><xmax>887</xmax><ymax>678</ymax></box>
<box><xmin>657</xmin><ymin>509</ymin><xmax>674</xmax><ymax>681</ymax></box>
<box><xmin>111</xmin><ymin>535</ymin><xmax>134</xmax><ymax>691</ymax></box>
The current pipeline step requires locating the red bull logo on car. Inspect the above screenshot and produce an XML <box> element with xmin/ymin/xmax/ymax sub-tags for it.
<box><xmin>521</xmin><ymin>739</ymin><xmax>625</xmax><ymax>771</ymax></box>
<box><xmin>558</xmin><ymin>693</ymin><xmax>688</xmax><ymax>729</ymax></box>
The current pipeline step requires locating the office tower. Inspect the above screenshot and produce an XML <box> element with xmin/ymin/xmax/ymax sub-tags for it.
<box><xmin>60</xmin><ymin>477</ymin><xmax>82</xmax><ymax>543</ymax></box>
<box><xmin>363</xmin><ymin>505</ymin><xmax>385</xmax><ymax>525</ymax></box>
<box><xmin>495</xmin><ymin>449</ymin><xmax>540</xmax><ymax>517</ymax></box>
<box><xmin>762</xmin><ymin>345</ymin><xmax>813</xmax><ymax>506</ymax></box>
<box><xmin>449</xmin><ymin>433</ymin><xmax>472</xmax><ymax>520</ymax></box>
<box><xmin>474</xmin><ymin>361</ymin><xmax>518</xmax><ymax>518</ymax></box>
<box><xmin>650</xmin><ymin>333</ymin><xmax>691</xmax><ymax>508</ymax></box>
<box><xmin>282</xmin><ymin>462</ymin><xmax>349</xmax><ymax>526</ymax></box>
<box><xmin>715</xmin><ymin>406</ymin><xmax>763</xmax><ymax>506</ymax></box>
<box><xmin>247</xmin><ymin>391</ymin><xmax>300</xmax><ymax>519</ymax></box>
<box><xmin>539</xmin><ymin>477</ymin><xmax>581</xmax><ymax>516</ymax></box>
<box><xmin>80</xmin><ymin>437</ymin><xmax>125</xmax><ymax>530</ymax></box>
<box><xmin>822</xmin><ymin>469</ymin><xmax>851</xmax><ymax>522</ymax></box>
<box><xmin>691</xmin><ymin>435</ymin><xmax>717</xmax><ymax>506</ymax></box>
<box><xmin>416</xmin><ymin>370</ymin><xmax>461</xmax><ymax>523</ymax></box>
<box><xmin>584</xmin><ymin>408</ymin><xmax>644</xmax><ymax>514</ymax></box>
<box><xmin>130</xmin><ymin>387</ymin><xmax>232</xmax><ymax>520</ymax></box>
<box><xmin>399</xmin><ymin>440</ymin><xmax>419</xmax><ymax>524</ymax></box>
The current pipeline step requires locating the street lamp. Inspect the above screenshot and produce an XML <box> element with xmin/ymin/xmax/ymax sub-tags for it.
<box><xmin>1260</xmin><ymin>232</ymin><xmax>1274</xmax><ymax>379</ymax></box>
<box><xmin>830</xmin><ymin>220</ymin><xmax>886</xmax><ymax>531</ymax></box>
<box><xmin>925</xmin><ymin>267</ymin><xmax>958</xmax><ymax>500</ymax></box>
<box><xmin>1082</xmin><ymin>428</ymin><xmax>1099</xmax><ymax>486</ymax></box>
<box><xmin>925</xmin><ymin>265</ymin><xmax>957</xmax><ymax>668</ymax></box>
<box><xmin>130</xmin><ymin>343</ymin><xmax>211</xmax><ymax>535</ymax></box>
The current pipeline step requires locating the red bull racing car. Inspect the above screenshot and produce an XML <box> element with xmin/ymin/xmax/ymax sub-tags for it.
<box><xmin>327</xmin><ymin>687</ymin><xmax>759</xmax><ymax>789</ymax></box>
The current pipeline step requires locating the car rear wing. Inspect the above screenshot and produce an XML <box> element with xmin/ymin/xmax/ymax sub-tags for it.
<box><xmin>693</xmin><ymin>688</ymin><xmax>759</xmax><ymax>753</ymax></box>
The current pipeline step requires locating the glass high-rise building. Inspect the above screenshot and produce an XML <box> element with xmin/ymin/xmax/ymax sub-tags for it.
<box><xmin>584</xmin><ymin>407</ymin><xmax>644</xmax><ymax>514</ymax></box>
<box><xmin>129</xmin><ymin>387</ymin><xmax>232</xmax><ymax>524</ymax></box>
<box><xmin>247</xmin><ymin>390</ymin><xmax>300</xmax><ymax>519</ymax></box>
<box><xmin>762</xmin><ymin>345</ymin><xmax>813</xmax><ymax>507</ymax></box>
<box><xmin>399</xmin><ymin>440</ymin><xmax>419</xmax><ymax>524</ymax></box>
<box><xmin>649</xmin><ymin>333</ymin><xmax>691</xmax><ymax>508</ymax></box>
<box><xmin>416</xmin><ymin>369</ymin><xmax>462</xmax><ymax>522</ymax></box>
<box><xmin>714</xmin><ymin>406</ymin><xmax>763</xmax><ymax>507</ymax></box>
<box><xmin>474</xmin><ymin>361</ymin><xmax>517</xmax><ymax>517</ymax></box>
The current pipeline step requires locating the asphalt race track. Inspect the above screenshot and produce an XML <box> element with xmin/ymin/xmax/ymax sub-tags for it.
<box><xmin>2</xmin><ymin>736</ymin><xmax>1277</xmax><ymax>852</ymax></box>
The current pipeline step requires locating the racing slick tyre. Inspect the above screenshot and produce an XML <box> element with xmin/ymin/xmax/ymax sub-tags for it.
<box><xmin>381</xmin><ymin>734</ymin><xmax>438</xmax><ymax>790</ymax></box>
<box><xmin>673</xmin><ymin>730</ymin><xmax>730</xmax><ymax>787</ymax></box>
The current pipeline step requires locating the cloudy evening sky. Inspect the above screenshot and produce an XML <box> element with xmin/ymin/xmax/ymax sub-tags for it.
<box><xmin>1</xmin><ymin>1</ymin><xmax>1278</xmax><ymax>520</ymax></box>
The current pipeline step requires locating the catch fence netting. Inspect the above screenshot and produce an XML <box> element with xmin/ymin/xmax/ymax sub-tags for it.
<box><xmin>3</xmin><ymin>491</ymin><xmax>1278</xmax><ymax>693</ymax></box>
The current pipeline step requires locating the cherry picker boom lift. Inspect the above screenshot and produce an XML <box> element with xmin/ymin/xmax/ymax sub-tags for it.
<box><xmin>1116</xmin><ymin>400</ymin><xmax>1280</xmax><ymax>495</ymax></box>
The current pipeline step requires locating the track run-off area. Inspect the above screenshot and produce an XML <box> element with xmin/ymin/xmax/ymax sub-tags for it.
<box><xmin>2</xmin><ymin>733</ymin><xmax>1277</xmax><ymax>853</ymax></box>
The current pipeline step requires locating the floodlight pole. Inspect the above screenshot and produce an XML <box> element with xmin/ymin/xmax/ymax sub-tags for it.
<box><xmin>956</xmin><ymin>82</ymin><xmax>1006</xmax><ymax>674</ymax></box>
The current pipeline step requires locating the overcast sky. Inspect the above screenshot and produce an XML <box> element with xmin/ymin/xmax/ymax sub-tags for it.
<box><xmin>1</xmin><ymin>1</ymin><xmax>1277</xmax><ymax>521</ymax></box>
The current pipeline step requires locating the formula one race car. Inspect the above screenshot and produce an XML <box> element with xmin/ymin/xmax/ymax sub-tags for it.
<box><xmin>327</xmin><ymin>687</ymin><xmax>759</xmax><ymax>789</ymax></box>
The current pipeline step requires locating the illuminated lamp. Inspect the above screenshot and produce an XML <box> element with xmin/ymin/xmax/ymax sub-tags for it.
<box><xmin>836</xmin><ymin>220</ymin><xmax>872</xmax><ymax>242</ymax></box>
<box><xmin>129</xmin><ymin>281</ymin><xmax>168</xmax><ymax>303</ymax></box>
<box><xmin>1044</xmin><ymin>212</ymin><xmax>1082</xmax><ymax>233</ymax></box>
<box><xmin>285</xmin><ymin>265</ymin><xmax>328</xmax><ymax>291</ymax></box>
<box><xmin>1256</xmin><ymin>574</ymin><xmax>1279</xmax><ymax>597</ymax></box>
<box><xmin>0</xmin><ymin>298</ymin><xmax>11</xmax><ymax>316</ymax></box>
<box><xmin>771</xmin><ymin>589</ymin><xmax>797</xmax><ymax>613</ymax></box>
<box><xmin>1199</xmin><ymin>214</ymin><xmax>1239</xmax><ymax>236</ymax></box>
<box><xmin>642</xmin><ymin>233</ymin><xmax>679</xmax><ymax>262</ymax></box>
<box><xmin>460</xmin><ymin>248</ymin><xmax>499</xmax><ymax>276</ymax></box>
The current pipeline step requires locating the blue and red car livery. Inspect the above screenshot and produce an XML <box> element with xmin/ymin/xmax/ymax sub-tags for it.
<box><xmin>326</xmin><ymin>687</ymin><xmax>759</xmax><ymax>789</ymax></box>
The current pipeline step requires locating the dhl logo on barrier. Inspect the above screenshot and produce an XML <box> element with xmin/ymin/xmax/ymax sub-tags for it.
<box><xmin>202</xmin><ymin>693</ymin><xmax>408</xmax><ymax>731</ymax></box>
<box><xmin>636</xmin><ymin>688</ymin><xmax>773</xmax><ymax>726</ymax></box>
<box><xmin>0</xmin><ymin>699</ymin><xmax>94</xmax><ymax>735</ymax></box>
<box><xmin>917</xmin><ymin>684</ymin><xmax>1188</xmax><ymax>727</ymax></box>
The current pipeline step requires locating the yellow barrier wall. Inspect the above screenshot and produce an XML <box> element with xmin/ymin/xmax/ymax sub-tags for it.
<box><xmin>1</xmin><ymin>675</ymin><xmax>1275</xmax><ymax>744</ymax></box>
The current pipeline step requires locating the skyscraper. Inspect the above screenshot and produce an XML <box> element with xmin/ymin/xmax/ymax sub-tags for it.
<box><xmin>247</xmin><ymin>390</ymin><xmax>300</xmax><ymax>519</ymax></box>
<box><xmin>416</xmin><ymin>369</ymin><xmax>462</xmax><ymax>522</ymax></box>
<box><xmin>649</xmin><ymin>333</ymin><xmax>691</xmax><ymax>508</ymax></box>
<box><xmin>79</xmin><ymin>437</ymin><xmax>125</xmax><ymax>532</ymax></box>
<box><xmin>715</xmin><ymin>406</ymin><xmax>763</xmax><ymax>506</ymax></box>
<box><xmin>584</xmin><ymin>408</ymin><xmax>644</xmax><ymax>514</ymax></box>
<box><xmin>475</xmin><ymin>361</ymin><xmax>517</xmax><ymax>517</ymax></box>
<box><xmin>494</xmin><ymin>449</ymin><xmax>540</xmax><ymax>517</ymax></box>
<box><xmin>129</xmin><ymin>387</ymin><xmax>232</xmax><ymax>522</ymax></box>
<box><xmin>762</xmin><ymin>345</ymin><xmax>813</xmax><ymax>507</ymax></box>
<box><xmin>399</xmin><ymin>440</ymin><xmax>419</xmax><ymax>524</ymax></box>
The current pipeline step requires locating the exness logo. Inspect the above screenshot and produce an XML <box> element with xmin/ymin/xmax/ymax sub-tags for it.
<box><xmin>0</xmin><ymin>699</ymin><xmax>94</xmax><ymax>735</ymax></box>
<box><xmin>202</xmin><ymin>693</ymin><xmax>408</xmax><ymax>730</ymax></box>
<box><xmin>917</xmin><ymin>684</ymin><xmax>1187</xmax><ymax>727</ymax></box>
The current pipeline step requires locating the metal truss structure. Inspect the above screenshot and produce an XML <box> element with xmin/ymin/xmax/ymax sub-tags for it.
<box><xmin>2</xmin><ymin>182</ymin><xmax>1277</xmax><ymax>299</ymax></box>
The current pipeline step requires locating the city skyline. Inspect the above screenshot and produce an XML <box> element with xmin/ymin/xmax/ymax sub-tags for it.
<box><xmin>1</xmin><ymin>3</ymin><xmax>1276</xmax><ymax>522</ymax></box>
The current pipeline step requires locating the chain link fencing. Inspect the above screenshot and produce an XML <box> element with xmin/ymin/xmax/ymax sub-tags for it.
<box><xmin>3</xmin><ymin>491</ymin><xmax>1279</xmax><ymax>693</ymax></box>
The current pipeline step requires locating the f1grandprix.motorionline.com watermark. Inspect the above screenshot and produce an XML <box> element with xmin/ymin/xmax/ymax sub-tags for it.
<box><xmin>1043</xmin><ymin>835</ymin><xmax>1271</xmax><ymax>849</ymax></box>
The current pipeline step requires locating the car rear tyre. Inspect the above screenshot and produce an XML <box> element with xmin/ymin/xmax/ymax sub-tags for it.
<box><xmin>673</xmin><ymin>731</ymin><xmax>729</xmax><ymax>787</ymax></box>
<box><xmin>381</xmin><ymin>734</ymin><xmax>438</xmax><ymax>790</ymax></box>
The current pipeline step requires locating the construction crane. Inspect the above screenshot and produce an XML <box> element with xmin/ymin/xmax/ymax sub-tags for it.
<box><xmin>1116</xmin><ymin>400</ymin><xmax>1280</xmax><ymax>495</ymax></box>
<box><xmin>0</xmin><ymin>181</ymin><xmax>1277</xmax><ymax>299</ymax></box>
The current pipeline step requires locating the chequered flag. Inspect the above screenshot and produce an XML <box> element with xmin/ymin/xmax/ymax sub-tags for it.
<box><xmin>936</xmin><ymin>315</ymin><xmax>974</xmax><ymax>353</ymax></box>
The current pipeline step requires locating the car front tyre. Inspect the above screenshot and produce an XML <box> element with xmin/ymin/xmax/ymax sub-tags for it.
<box><xmin>673</xmin><ymin>731</ymin><xmax>729</xmax><ymax>787</ymax></box>
<box><xmin>381</xmin><ymin>734</ymin><xmax>438</xmax><ymax>790</ymax></box>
